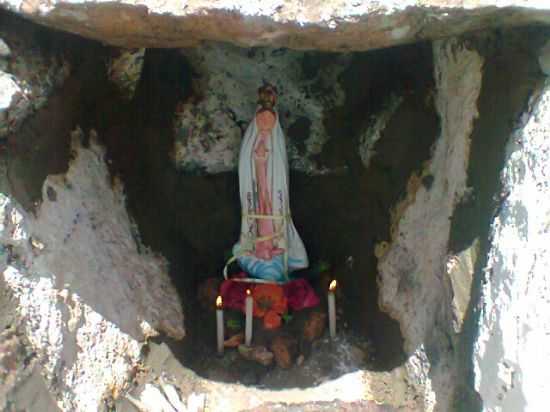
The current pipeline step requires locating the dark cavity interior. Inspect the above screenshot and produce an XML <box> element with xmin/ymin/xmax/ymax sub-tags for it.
<box><xmin>121</xmin><ymin>43</ymin><xmax>437</xmax><ymax>386</ymax></box>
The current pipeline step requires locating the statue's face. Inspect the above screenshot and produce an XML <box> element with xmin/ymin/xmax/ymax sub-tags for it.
<box><xmin>258</xmin><ymin>86</ymin><xmax>277</xmax><ymax>110</ymax></box>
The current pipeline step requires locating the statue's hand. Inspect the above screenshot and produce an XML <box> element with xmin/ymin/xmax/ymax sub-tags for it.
<box><xmin>255</xmin><ymin>140</ymin><xmax>268</xmax><ymax>158</ymax></box>
<box><xmin>258</xmin><ymin>129</ymin><xmax>270</xmax><ymax>139</ymax></box>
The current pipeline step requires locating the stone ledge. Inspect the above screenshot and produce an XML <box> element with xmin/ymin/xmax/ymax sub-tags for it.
<box><xmin>1</xmin><ymin>1</ymin><xmax>550</xmax><ymax>50</ymax></box>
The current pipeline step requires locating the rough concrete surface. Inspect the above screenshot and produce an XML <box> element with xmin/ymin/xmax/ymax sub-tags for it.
<box><xmin>0</xmin><ymin>24</ymin><xmax>69</xmax><ymax>138</ymax></box>
<box><xmin>473</xmin><ymin>62</ymin><xmax>550</xmax><ymax>411</ymax></box>
<box><xmin>173</xmin><ymin>42</ymin><xmax>350</xmax><ymax>174</ymax></box>
<box><xmin>1</xmin><ymin>130</ymin><xmax>184</xmax><ymax>411</ymax></box>
<box><xmin>118</xmin><ymin>341</ymin><xmax>427</xmax><ymax>412</ymax></box>
<box><xmin>376</xmin><ymin>37</ymin><xmax>484</xmax><ymax>411</ymax></box>
<box><xmin>0</xmin><ymin>0</ymin><xmax>550</xmax><ymax>50</ymax></box>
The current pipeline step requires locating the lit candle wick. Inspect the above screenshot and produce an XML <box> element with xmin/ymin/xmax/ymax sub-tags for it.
<box><xmin>328</xmin><ymin>280</ymin><xmax>337</xmax><ymax>339</ymax></box>
<box><xmin>216</xmin><ymin>295</ymin><xmax>224</xmax><ymax>354</ymax></box>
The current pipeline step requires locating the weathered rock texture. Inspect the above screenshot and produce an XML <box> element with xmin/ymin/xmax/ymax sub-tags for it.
<box><xmin>107</xmin><ymin>48</ymin><xmax>145</xmax><ymax>101</ymax></box>
<box><xmin>117</xmin><ymin>341</ymin><xmax>431</xmax><ymax>411</ymax></box>
<box><xmin>1</xmin><ymin>0</ymin><xmax>550</xmax><ymax>51</ymax></box>
<box><xmin>0</xmin><ymin>130</ymin><xmax>184</xmax><ymax>411</ymax></box>
<box><xmin>0</xmin><ymin>272</ymin><xmax>60</xmax><ymax>411</ymax></box>
<box><xmin>358</xmin><ymin>94</ymin><xmax>403</xmax><ymax>170</ymax></box>
<box><xmin>473</xmin><ymin>56</ymin><xmax>550</xmax><ymax>411</ymax></box>
<box><xmin>0</xmin><ymin>4</ymin><xmax>549</xmax><ymax>411</ymax></box>
<box><xmin>0</xmin><ymin>17</ymin><xmax>69</xmax><ymax>138</ymax></box>
<box><xmin>376</xmin><ymin>37</ymin><xmax>483</xmax><ymax>411</ymax></box>
<box><xmin>174</xmin><ymin>43</ymin><xmax>350</xmax><ymax>174</ymax></box>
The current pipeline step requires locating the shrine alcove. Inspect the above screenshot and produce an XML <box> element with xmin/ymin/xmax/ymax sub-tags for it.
<box><xmin>97</xmin><ymin>41</ymin><xmax>441</xmax><ymax>387</ymax></box>
<box><xmin>5</xmin><ymin>16</ymin><xmax>433</xmax><ymax>385</ymax></box>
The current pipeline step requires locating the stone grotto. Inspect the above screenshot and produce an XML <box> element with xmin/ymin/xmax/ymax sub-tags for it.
<box><xmin>1</xmin><ymin>1</ymin><xmax>550</xmax><ymax>411</ymax></box>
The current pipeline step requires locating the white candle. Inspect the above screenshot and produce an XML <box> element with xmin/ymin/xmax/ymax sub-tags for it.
<box><xmin>216</xmin><ymin>296</ymin><xmax>224</xmax><ymax>354</ymax></box>
<box><xmin>328</xmin><ymin>280</ymin><xmax>337</xmax><ymax>339</ymax></box>
<box><xmin>245</xmin><ymin>289</ymin><xmax>253</xmax><ymax>346</ymax></box>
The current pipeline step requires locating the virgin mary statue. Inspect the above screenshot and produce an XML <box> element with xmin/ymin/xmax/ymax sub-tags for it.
<box><xmin>225</xmin><ymin>83</ymin><xmax>308</xmax><ymax>283</ymax></box>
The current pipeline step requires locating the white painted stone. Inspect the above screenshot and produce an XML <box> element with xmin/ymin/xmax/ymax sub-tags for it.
<box><xmin>0</xmin><ymin>72</ymin><xmax>20</xmax><ymax>111</ymax></box>
<box><xmin>377</xmin><ymin>38</ymin><xmax>484</xmax><ymax>410</ymax></box>
<box><xmin>0</xmin><ymin>129</ymin><xmax>184</xmax><ymax>411</ymax></box>
<box><xmin>0</xmin><ymin>38</ymin><xmax>10</xmax><ymax>57</ymax></box>
<box><xmin>158</xmin><ymin>379</ymin><xmax>187</xmax><ymax>411</ymax></box>
<box><xmin>0</xmin><ymin>29</ymin><xmax>70</xmax><ymax>138</ymax></box>
<box><xmin>137</xmin><ymin>384</ymin><xmax>179</xmax><ymax>412</ymax></box>
<box><xmin>447</xmin><ymin>239</ymin><xmax>479</xmax><ymax>333</ymax></box>
<box><xmin>474</xmin><ymin>79</ymin><xmax>550</xmax><ymax>412</ymax></box>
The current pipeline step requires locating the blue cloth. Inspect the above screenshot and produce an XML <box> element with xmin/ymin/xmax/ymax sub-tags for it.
<box><xmin>233</xmin><ymin>243</ymin><xmax>306</xmax><ymax>283</ymax></box>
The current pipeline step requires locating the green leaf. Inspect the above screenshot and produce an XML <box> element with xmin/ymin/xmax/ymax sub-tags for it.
<box><xmin>226</xmin><ymin>319</ymin><xmax>241</xmax><ymax>329</ymax></box>
<box><xmin>317</xmin><ymin>260</ymin><xmax>330</xmax><ymax>273</ymax></box>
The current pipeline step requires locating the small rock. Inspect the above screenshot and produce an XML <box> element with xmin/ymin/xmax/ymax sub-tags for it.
<box><xmin>0</xmin><ymin>38</ymin><xmax>10</xmax><ymax>57</ymax></box>
<box><xmin>134</xmin><ymin>384</ymin><xmax>176</xmax><ymax>412</ymax></box>
<box><xmin>114</xmin><ymin>397</ymin><xmax>140</xmax><ymax>412</ymax></box>
<box><xmin>238</xmin><ymin>344</ymin><xmax>273</xmax><ymax>366</ymax></box>
<box><xmin>158</xmin><ymin>379</ymin><xmax>186</xmax><ymax>411</ymax></box>
<box><xmin>224</xmin><ymin>332</ymin><xmax>243</xmax><ymax>348</ymax></box>
<box><xmin>349</xmin><ymin>345</ymin><xmax>366</xmax><ymax>365</ymax></box>
<box><xmin>0</xmin><ymin>72</ymin><xmax>20</xmax><ymax>111</ymax></box>
<box><xmin>197</xmin><ymin>277</ymin><xmax>221</xmax><ymax>310</ymax></box>
<box><xmin>270</xmin><ymin>335</ymin><xmax>297</xmax><ymax>369</ymax></box>
<box><xmin>0</xmin><ymin>333</ymin><xmax>19</xmax><ymax>376</ymax></box>
<box><xmin>46</xmin><ymin>186</ymin><xmax>57</xmax><ymax>202</ymax></box>
<box><xmin>20</xmin><ymin>0</ymin><xmax>41</xmax><ymax>14</ymax></box>
<box><xmin>303</xmin><ymin>311</ymin><xmax>327</xmax><ymax>342</ymax></box>
<box><xmin>187</xmin><ymin>392</ymin><xmax>206</xmax><ymax>412</ymax></box>
<box><xmin>107</xmin><ymin>49</ymin><xmax>145</xmax><ymax>100</ymax></box>
<box><xmin>30</xmin><ymin>237</ymin><xmax>45</xmax><ymax>251</ymax></box>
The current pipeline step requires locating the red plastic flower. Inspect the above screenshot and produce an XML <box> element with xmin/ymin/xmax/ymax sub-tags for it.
<box><xmin>263</xmin><ymin>310</ymin><xmax>282</xmax><ymax>330</ymax></box>
<box><xmin>219</xmin><ymin>280</ymin><xmax>248</xmax><ymax>311</ymax></box>
<box><xmin>283</xmin><ymin>278</ymin><xmax>320</xmax><ymax>311</ymax></box>
<box><xmin>252</xmin><ymin>284</ymin><xmax>287</xmax><ymax>318</ymax></box>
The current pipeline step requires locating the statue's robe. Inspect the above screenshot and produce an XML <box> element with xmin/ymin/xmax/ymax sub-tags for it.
<box><xmin>231</xmin><ymin>109</ymin><xmax>308</xmax><ymax>282</ymax></box>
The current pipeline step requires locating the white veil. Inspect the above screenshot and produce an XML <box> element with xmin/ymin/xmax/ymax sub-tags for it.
<box><xmin>230</xmin><ymin>109</ymin><xmax>308</xmax><ymax>282</ymax></box>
